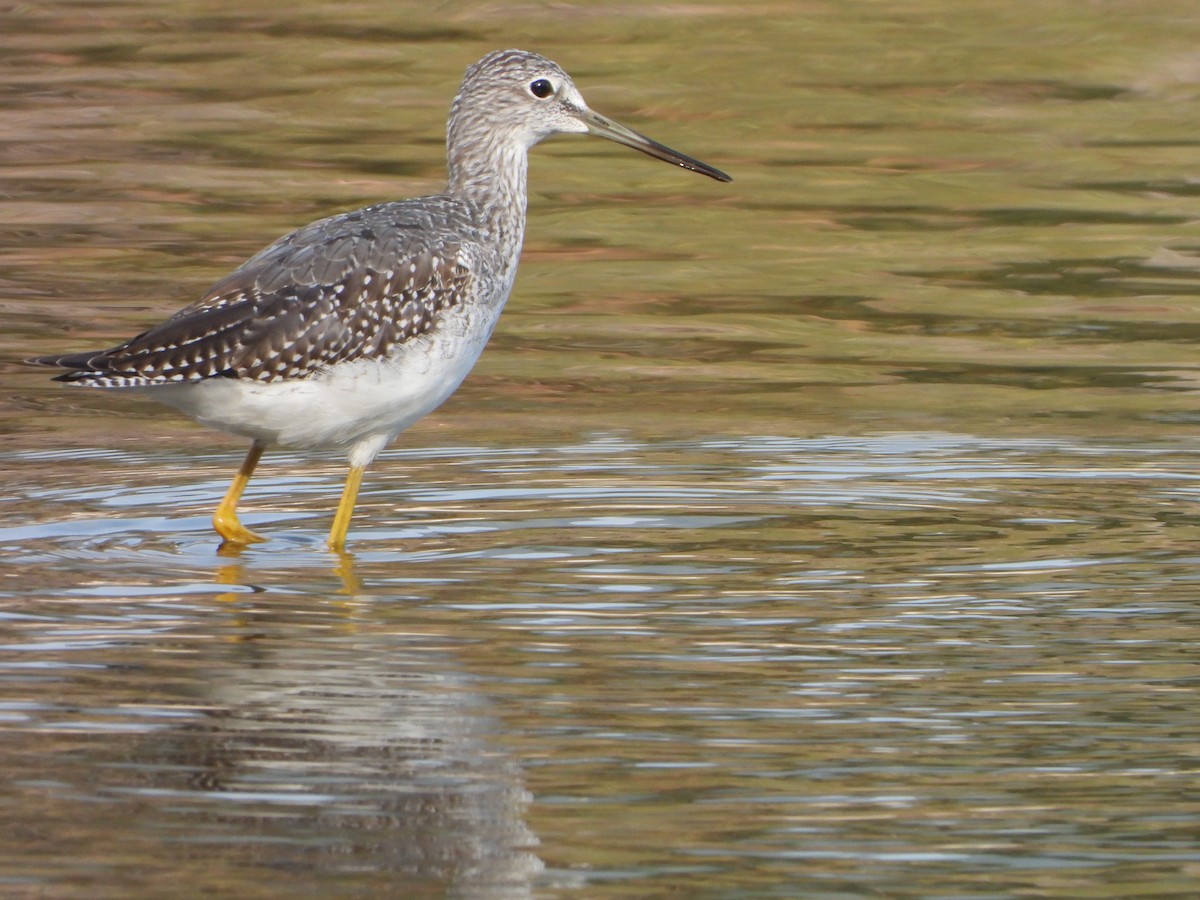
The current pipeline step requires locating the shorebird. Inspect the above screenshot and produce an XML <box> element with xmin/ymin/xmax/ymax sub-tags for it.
<box><xmin>30</xmin><ymin>49</ymin><xmax>731</xmax><ymax>551</ymax></box>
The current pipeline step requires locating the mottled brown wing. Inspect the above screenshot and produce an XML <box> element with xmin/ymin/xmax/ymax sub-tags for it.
<box><xmin>36</xmin><ymin>208</ymin><xmax>473</xmax><ymax>387</ymax></box>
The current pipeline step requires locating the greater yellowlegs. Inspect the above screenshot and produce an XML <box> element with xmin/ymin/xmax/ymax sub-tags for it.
<box><xmin>31</xmin><ymin>49</ymin><xmax>731</xmax><ymax>551</ymax></box>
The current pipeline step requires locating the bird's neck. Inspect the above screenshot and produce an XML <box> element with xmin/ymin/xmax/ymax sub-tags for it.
<box><xmin>446</xmin><ymin>138</ymin><xmax>529</xmax><ymax>263</ymax></box>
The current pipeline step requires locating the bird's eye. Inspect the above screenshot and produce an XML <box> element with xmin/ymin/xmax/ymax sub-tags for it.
<box><xmin>529</xmin><ymin>78</ymin><xmax>554</xmax><ymax>99</ymax></box>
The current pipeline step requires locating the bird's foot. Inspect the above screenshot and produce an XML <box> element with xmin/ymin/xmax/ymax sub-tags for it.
<box><xmin>214</xmin><ymin>510</ymin><xmax>266</xmax><ymax>546</ymax></box>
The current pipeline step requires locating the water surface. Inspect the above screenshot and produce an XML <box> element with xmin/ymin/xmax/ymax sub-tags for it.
<box><xmin>3</xmin><ymin>1</ymin><xmax>1200</xmax><ymax>897</ymax></box>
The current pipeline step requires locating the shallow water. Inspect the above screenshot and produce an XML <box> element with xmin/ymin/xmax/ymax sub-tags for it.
<box><xmin>4</xmin><ymin>1</ymin><xmax>1200</xmax><ymax>897</ymax></box>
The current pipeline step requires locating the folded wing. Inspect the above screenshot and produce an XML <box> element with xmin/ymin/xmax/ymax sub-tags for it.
<box><xmin>31</xmin><ymin>205</ymin><xmax>472</xmax><ymax>387</ymax></box>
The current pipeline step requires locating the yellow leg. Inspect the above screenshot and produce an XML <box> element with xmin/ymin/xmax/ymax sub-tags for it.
<box><xmin>213</xmin><ymin>442</ymin><xmax>267</xmax><ymax>545</ymax></box>
<box><xmin>328</xmin><ymin>464</ymin><xmax>366</xmax><ymax>553</ymax></box>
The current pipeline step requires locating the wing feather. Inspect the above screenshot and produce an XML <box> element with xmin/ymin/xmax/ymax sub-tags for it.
<box><xmin>31</xmin><ymin>203</ymin><xmax>474</xmax><ymax>386</ymax></box>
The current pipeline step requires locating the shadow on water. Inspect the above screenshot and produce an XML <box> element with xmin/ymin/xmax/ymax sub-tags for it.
<box><xmin>907</xmin><ymin>253</ymin><xmax>1200</xmax><ymax>304</ymax></box>
<box><xmin>726</xmin><ymin>199</ymin><xmax>1194</xmax><ymax>228</ymax></box>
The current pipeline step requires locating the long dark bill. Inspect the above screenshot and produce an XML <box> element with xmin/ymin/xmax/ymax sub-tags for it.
<box><xmin>581</xmin><ymin>108</ymin><xmax>732</xmax><ymax>183</ymax></box>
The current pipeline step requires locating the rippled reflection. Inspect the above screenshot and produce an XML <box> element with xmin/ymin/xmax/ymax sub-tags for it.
<box><xmin>4</xmin><ymin>433</ymin><xmax>1200</xmax><ymax>893</ymax></box>
<box><xmin>1</xmin><ymin>547</ymin><xmax>543</xmax><ymax>895</ymax></box>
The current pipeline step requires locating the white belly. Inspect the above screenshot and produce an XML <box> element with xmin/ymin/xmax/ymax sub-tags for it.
<box><xmin>141</xmin><ymin>302</ymin><xmax>501</xmax><ymax>464</ymax></box>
